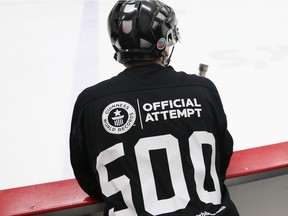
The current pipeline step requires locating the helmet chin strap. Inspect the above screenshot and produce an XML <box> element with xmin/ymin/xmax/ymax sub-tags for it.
<box><xmin>163</xmin><ymin>46</ymin><xmax>175</xmax><ymax>67</ymax></box>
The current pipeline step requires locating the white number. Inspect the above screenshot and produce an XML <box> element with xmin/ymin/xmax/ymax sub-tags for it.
<box><xmin>189</xmin><ymin>131</ymin><xmax>221</xmax><ymax>204</ymax></box>
<box><xmin>135</xmin><ymin>135</ymin><xmax>190</xmax><ymax>215</ymax></box>
<box><xmin>96</xmin><ymin>132</ymin><xmax>221</xmax><ymax>215</ymax></box>
<box><xmin>96</xmin><ymin>143</ymin><xmax>137</xmax><ymax>216</ymax></box>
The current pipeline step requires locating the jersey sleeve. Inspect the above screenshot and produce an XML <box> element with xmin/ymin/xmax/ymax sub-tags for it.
<box><xmin>217</xmin><ymin>110</ymin><xmax>233</xmax><ymax>181</ymax></box>
<box><xmin>206</xmin><ymin>78</ymin><xmax>234</xmax><ymax>181</ymax></box>
<box><xmin>69</xmin><ymin>91</ymin><xmax>103</xmax><ymax>200</ymax></box>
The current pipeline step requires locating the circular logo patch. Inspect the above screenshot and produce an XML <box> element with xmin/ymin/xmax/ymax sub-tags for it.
<box><xmin>157</xmin><ymin>37</ymin><xmax>166</xmax><ymax>50</ymax></box>
<box><xmin>102</xmin><ymin>101</ymin><xmax>136</xmax><ymax>134</ymax></box>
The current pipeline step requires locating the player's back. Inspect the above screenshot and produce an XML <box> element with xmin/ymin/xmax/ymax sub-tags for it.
<box><xmin>71</xmin><ymin>64</ymin><xmax>239</xmax><ymax>216</ymax></box>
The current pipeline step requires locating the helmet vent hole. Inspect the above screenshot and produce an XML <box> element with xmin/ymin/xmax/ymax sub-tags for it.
<box><xmin>156</xmin><ymin>12</ymin><xmax>166</xmax><ymax>21</ymax></box>
<box><xmin>124</xmin><ymin>3</ymin><xmax>136</xmax><ymax>13</ymax></box>
<box><xmin>152</xmin><ymin>20</ymin><xmax>160</xmax><ymax>29</ymax></box>
<box><xmin>162</xmin><ymin>6</ymin><xmax>169</xmax><ymax>14</ymax></box>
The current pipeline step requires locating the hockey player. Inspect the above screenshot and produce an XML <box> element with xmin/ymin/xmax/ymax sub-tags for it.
<box><xmin>70</xmin><ymin>0</ymin><xmax>239</xmax><ymax>215</ymax></box>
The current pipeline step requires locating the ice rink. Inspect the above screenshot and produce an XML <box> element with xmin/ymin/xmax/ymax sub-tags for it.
<box><xmin>0</xmin><ymin>0</ymin><xmax>287</xmax><ymax>190</ymax></box>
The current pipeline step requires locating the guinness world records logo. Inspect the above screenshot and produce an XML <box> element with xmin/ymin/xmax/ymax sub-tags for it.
<box><xmin>102</xmin><ymin>101</ymin><xmax>136</xmax><ymax>134</ymax></box>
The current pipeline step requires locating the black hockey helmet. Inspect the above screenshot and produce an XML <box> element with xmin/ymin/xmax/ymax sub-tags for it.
<box><xmin>108</xmin><ymin>0</ymin><xmax>180</xmax><ymax>64</ymax></box>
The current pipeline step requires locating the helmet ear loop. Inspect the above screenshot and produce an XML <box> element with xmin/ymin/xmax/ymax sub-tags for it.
<box><xmin>161</xmin><ymin>48</ymin><xmax>167</xmax><ymax>66</ymax></box>
<box><xmin>163</xmin><ymin>46</ymin><xmax>175</xmax><ymax>67</ymax></box>
<box><xmin>162</xmin><ymin>28</ymin><xmax>177</xmax><ymax>66</ymax></box>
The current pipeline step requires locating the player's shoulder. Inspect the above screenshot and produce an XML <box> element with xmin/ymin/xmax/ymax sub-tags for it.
<box><xmin>171</xmin><ymin>67</ymin><xmax>217</xmax><ymax>92</ymax></box>
<box><xmin>74</xmin><ymin>74</ymin><xmax>121</xmax><ymax>110</ymax></box>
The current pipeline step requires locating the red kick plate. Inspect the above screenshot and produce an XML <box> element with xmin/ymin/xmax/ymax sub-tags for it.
<box><xmin>1</xmin><ymin>142</ymin><xmax>287</xmax><ymax>216</ymax></box>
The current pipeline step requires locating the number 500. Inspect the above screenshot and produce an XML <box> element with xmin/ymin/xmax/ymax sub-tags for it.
<box><xmin>97</xmin><ymin>131</ymin><xmax>221</xmax><ymax>216</ymax></box>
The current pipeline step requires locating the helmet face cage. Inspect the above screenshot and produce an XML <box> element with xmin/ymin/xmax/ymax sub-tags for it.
<box><xmin>108</xmin><ymin>0</ymin><xmax>180</xmax><ymax>64</ymax></box>
<box><xmin>166</xmin><ymin>26</ymin><xmax>180</xmax><ymax>48</ymax></box>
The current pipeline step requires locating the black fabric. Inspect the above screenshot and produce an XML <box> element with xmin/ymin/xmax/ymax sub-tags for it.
<box><xmin>70</xmin><ymin>64</ymin><xmax>239</xmax><ymax>216</ymax></box>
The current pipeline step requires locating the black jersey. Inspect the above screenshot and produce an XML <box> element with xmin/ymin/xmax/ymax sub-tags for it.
<box><xmin>70</xmin><ymin>64</ymin><xmax>239</xmax><ymax>216</ymax></box>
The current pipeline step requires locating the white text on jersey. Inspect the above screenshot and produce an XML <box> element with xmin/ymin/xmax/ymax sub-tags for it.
<box><xmin>142</xmin><ymin>98</ymin><xmax>202</xmax><ymax>122</ymax></box>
